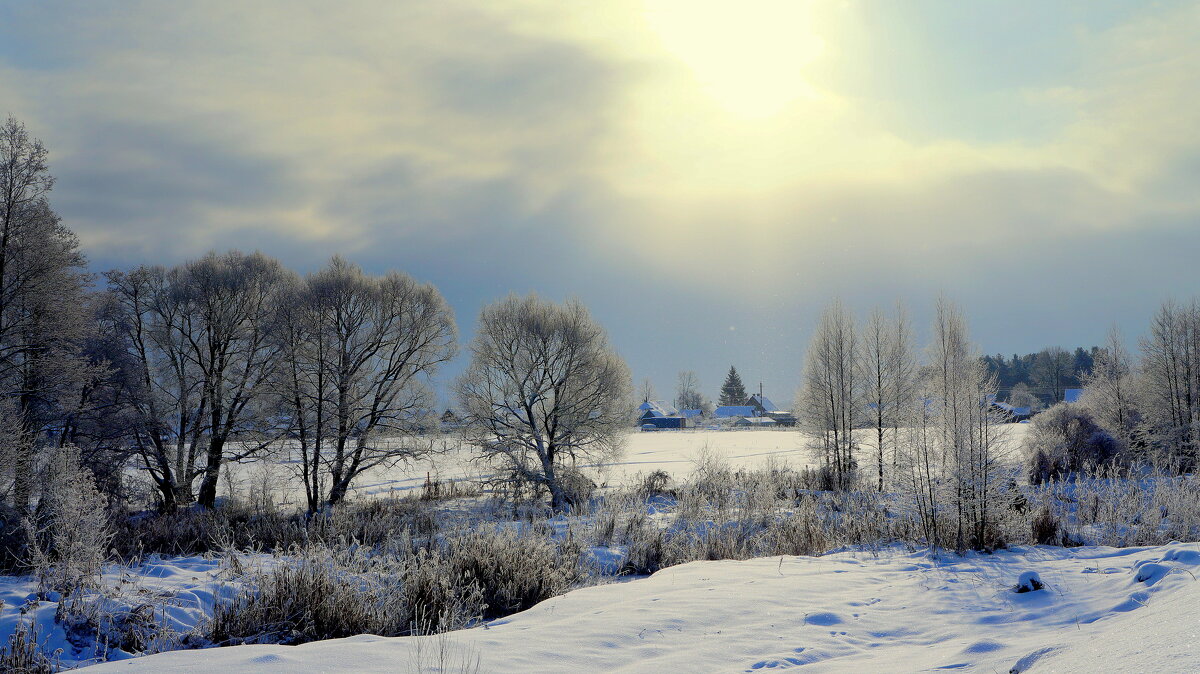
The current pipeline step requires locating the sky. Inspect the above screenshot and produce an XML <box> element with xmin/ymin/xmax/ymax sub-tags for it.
<box><xmin>2</xmin><ymin>0</ymin><xmax>1199</xmax><ymax>408</ymax></box>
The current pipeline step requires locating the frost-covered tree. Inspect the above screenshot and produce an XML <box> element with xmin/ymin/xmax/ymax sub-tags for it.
<box><xmin>105</xmin><ymin>265</ymin><xmax>208</xmax><ymax>510</ymax></box>
<box><xmin>1137</xmin><ymin>300</ymin><xmax>1200</xmax><ymax>468</ymax></box>
<box><xmin>1080</xmin><ymin>326</ymin><xmax>1139</xmax><ymax>452</ymax></box>
<box><xmin>718</xmin><ymin>366</ymin><xmax>747</xmax><ymax>406</ymax></box>
<box><xmin>862</xmin><ymin>303</ymin><xmax>917</xmax><ymax>492</ymax></box>
<box><xmin>457</xmin><ymin>294</ymin><xmax>631</xmax><ymax>511</ymax></box>
<box><xmin>1008</xmin><ymin>382</ymin><xmax>1039</xmax><ymax>410</ymax></box>
<box><xmin>0</xmin><ymin>116</ymin><xmax>92</xmax><ymax>511</ymax></box>
<box><xmin>275</xmin><ymin>257</ymin><xmax>457</xmax><ymax>512</ymax></box>
<box><xmin>928</xmin><ymin>298</ymin><xmax>1009</xmax><ymax>551</ymax></box>
<box><xmin>675</xmin><ymin>370</ymin><xmax>704</xmax><ymax>411</ymax></box>
<box><xmin>105</xmin><ymin>252</ymin><xmax>293</xmax><ymax>509</ymax></box>
<box><xmin>796</xmin><ymin>301</ymin><xmax>861</xmax><ymax>489</ymax></box>
<box><xmin>183</xmin><ymin>251</ymin><xmax>295</xmax><ymax>508</ymax></box>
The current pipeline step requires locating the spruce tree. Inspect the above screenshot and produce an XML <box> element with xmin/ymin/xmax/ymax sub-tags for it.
<box><xmin>718</xmin><ymin>366</ymin><xmax>747</xmax><ymax>406</ymax></box>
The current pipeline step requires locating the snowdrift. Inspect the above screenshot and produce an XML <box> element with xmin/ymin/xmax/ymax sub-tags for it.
<box><xmin>86</xmin><ymin>542</ymin><xmax>1200</xmax><ymax>672</ymax></box>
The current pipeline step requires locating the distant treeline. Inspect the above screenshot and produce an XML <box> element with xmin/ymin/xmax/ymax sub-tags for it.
<box><xmin>982</xmin><ymin>346</ymin><xmax>1099</xmax><ymax>404</ymax></box>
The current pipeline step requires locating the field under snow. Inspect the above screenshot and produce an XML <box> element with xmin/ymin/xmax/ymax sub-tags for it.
<box><xmin>79</xmin><ymin>542</ymin><xmax>1200</xmax><ymax>673</ymax></box>
<box><xmin>234</xmin><ymin>427</ymin><xmax>1029</xmax><ymax>505</ymax></box>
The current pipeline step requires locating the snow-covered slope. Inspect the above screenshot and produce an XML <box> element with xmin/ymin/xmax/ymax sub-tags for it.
<box><xmin>86</xmin><ymin>542</ymin><xmax>1200</xmax><ymax>673</ymax></box>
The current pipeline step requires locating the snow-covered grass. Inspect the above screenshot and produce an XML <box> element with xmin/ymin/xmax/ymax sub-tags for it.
<box><xmin>0</xmin><ymin>554</ymin><xmax>253</xmax><ymax>669</ymax></box>
<box><xmin>83</xmin><ymin>542</ymin><xmax>1200</xmax><ymax>673</ymax></box>
<box><xmin>14</xmin><ymin>425</ymin><xmax>1200</xmax><ymax>672</ymax></box>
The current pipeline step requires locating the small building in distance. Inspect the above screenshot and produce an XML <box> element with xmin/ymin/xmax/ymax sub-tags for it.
<box><xmin>734</xmin><ymin>415</ymin><xmax>776</xmax><ymax>428</ymax></box>
<box><xmin>746</xmin><ymin>393</ymin><xmax>797</xmax><ymax>426</ymax></box>
<box><xmin>638</xmin><ymin>400</ymin><xmax>689</xmax><ymax>430</ymax></box>
<box><xmin>714</xmin><ymin>405</ymin><xmax>756</xmax><ymax>419</ymax></box>
<box><xmin>991</xmin><ymin>400</ymin><xmax>1033</xmax><ymax>423</ymax></box>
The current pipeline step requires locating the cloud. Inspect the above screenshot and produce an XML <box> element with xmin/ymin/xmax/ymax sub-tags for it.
<box><xmin>3</xmin><ymin>0</ymin><xmax>1200</xmax><ymax>403</ymax></box>
<box><xmin>0</xmin><ymin>0</ymin><xmax>627</xmax><ymax>267</ymax></box>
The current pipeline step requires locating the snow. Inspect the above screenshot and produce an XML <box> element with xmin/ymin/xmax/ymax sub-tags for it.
<box><xmin>82</xmin><ymin>542</ymin><xmax>1200</xmax><ymax>672</ymax></box>
<box><xmin>217</xmin><ymin>427</ymin><xmax>1030</xmax><ymax>506</ymax></box>
<box><xmin>637</xmin><ymin>400</ymin><xmax>678</xmax><ymax>418</ymax></box>
<box><xmin>0</xmin><ymin>555</ymin><xmax>253</xmax><ymax>669</ymax></box>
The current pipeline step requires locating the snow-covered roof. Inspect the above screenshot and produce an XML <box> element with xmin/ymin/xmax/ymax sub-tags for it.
<box><xmin>638</xmin><ymin>400</ymin><xmax>678</xmax><ymax>418</ymax></box>
<box><xmin>714</xmin><ymin>405</ymin><xmax>756</xmax><ymax>418</ymax></box>
<box><xmin>993</xmin><ymin>401</ymin><xmax>1032</xmax><ymax>417</ymax></box>
<box><xmin>735</xmin><ymin>416</ymin><xmax>776</xmax><ymax>425</ymax></box>
<box><xmin>681</xmin><ymin>409</ymin><xmax>703</xmax><ymax>418</ymax></box>
<box><xmin>748</xmin><ymin>393</ymin><xmax>778</xmax><ymax>411</ymax></box>
<box><xmin>1064</xmin><ymin>388</ymin><xmax>1084</xmax><ymax>403</ymax></box>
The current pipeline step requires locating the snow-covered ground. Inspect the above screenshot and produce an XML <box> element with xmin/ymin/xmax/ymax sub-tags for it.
<box><xmin>0</xmin><ymin>555</ymin><xmax>252</xmax><ymax>669</ymax></box>
<box><xmin>77</xmin><ymin>541</ymin><xmax>1199</xmax><ymax>673</ymax></box>
<box><xmin>232</xmin><ymin>426</ymin><xmax>1029</xmax><ymax>506</ymax></box>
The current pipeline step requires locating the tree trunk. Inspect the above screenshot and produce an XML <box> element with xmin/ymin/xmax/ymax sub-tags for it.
<box><xmin>196</xmin><ymin>436</ymin><xmax>223</xmax><ymax>508</ymax></box>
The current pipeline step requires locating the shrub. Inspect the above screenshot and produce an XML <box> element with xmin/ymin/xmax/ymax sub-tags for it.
<box><xmin>210</xmin><ymin>525</ymin><xmax>581</xmax><ymax>645</ymax></box>
<box><xmin>210</xmin><ymin>550</ymin><xmax>417</xmax><ymax>645</ymax></box>
<box><xmin>25</xmin><ymin>445</ymin><xmax>112</xmax><ymax>595</ymax></box>
<box><xmin>444</xmin><ymin>527</ymin><xmax>581</xmax><ymax>619</ymax></box>
<box><xmin>555</xmin><ymin>467</ymin><xmax>597</xmax><ymax>511</ymax></box>
<box><xmin>0</xmin><ymin>621</ymin><xmax>57</xmax><ymax>674</ymax></box>
<box><xmin>1030</xmin><ymin>506</ymin><xmax>1060</xmax><ymax>545</ymax></box>
<box><xmin>1025</xmin><ymin>403</ymin><xmax>1125</xmax><ymax>484</ymax></box>
<box><xmin>637</xmin><ymin>470</ymin><xmax>674</xmax><ymax>499</ymax></box>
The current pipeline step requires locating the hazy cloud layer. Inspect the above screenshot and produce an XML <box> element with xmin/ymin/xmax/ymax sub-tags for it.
<box><xmin>2</xmin><ymin>0</ymin><xmax>1198</xmax><ymax>403</ymax></box>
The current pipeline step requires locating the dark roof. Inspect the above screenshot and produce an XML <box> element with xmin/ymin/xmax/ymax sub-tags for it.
<box><xmin>747</xmin><ymin>393</ymin><xmax>779</xmax><ymax>412</ymax></box>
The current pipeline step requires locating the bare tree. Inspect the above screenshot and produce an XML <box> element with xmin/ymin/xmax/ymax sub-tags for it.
<box><xmin>862</xmin><ymin>303</ymin><xmax>917</xmax><ymax>491</ymax></box>
<box><xmin>179</xmin><ymin>251</ymin><xmax>295</xmax><ymax>508</ymax></box>
<box><xmin>796</xmin><ymin>300</ymin><xmax>860</xmax><ymax>489</ymax></box>
<box><xmin>675</xmin><ymin>370</ymin><xmax>703</xmax><ymax>411</ymax></box>
<box><xmin>1081</xmin><ymin>326</ymin><xmax>1138</xmax><ymax>452</ymax></box>
<box><xmin>0</xmin><ymin>116</ymin><xmax>92</xmax><ymax>510</ymax></box>
<box><xmin>1033</xmin><ymin>346</ymin><xmax>1073</xmax><ymax>404</ymax></box>
<box><xmin>1138</xmin><ymin>300</ymin><xmax>1200</xmax><ymax>467</ymax></box>
<box><xmin>637</xmin><ymin>378</ymin><xmax>656</xmax><ymax>404</ymax></box>
<box><xmin>277</xmin><ymin>257</ymin><xmax>457</xmax><ymax>511</ymax></box>
<box><xmin>456</xmin><ymin>294</ymin><xmax>632</xmax><ymax>511</ymax></box>
<box><xmin>928</xmin><ymin>298</ymin><xmax>1009</xmax><ymax>551</ymax></box>
<box><xmin>897</xmin><ymin>365</ymin><xmax>941</xmax><ymax>547</ymax></box>
<box><xmin>104</xmin><ymin>265</ymin><xmax>208</xmax><ymax>510</ymax></box>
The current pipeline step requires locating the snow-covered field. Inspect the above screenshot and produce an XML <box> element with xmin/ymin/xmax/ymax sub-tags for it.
<box><xmin>240</xmin><ymin>426</ymin><xmax>1029</xmax><ymax>505</ymax></box>
<box><xmin>80</xmin><ymin>541</ymin><xmax>1199</xmax><ymax>673</ymax></box>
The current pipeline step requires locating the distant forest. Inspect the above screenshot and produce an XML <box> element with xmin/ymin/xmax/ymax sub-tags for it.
<box><xmin>983</xmin><ymin>346</ymin><xmax>1099</xmax><ymax>407</ymax></box>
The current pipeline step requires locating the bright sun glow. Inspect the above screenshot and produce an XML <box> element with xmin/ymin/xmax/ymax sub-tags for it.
<box><xmin>640</xmin><ymin>0</ymin><xmax>826</xmax><ymax>119</ymax></box>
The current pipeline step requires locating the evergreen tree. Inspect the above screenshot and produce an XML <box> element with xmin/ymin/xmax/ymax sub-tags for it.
<box><xmin>718</xmin><ymin>366</ymin><xmax>747</xmax><ymax>406</ymax></box>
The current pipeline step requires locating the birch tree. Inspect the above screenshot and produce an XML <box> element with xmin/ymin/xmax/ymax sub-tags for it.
<box><xmin>1081</xmin><ymin>326</ymin><xmax>1139</xmax><ymax>452</ymax></box>
<box><xmin>929</xmin><ymin>298</ymin><xmax>1008</xmax><ymax>551</ymax></box>
<box><xmin>1138</xmin><ymin>300</ymin><xmax>1200</xmax><ymax>468</ymax></box>
<box><xmin>862</xmin><ymin>303</ymin><xmax>917</xmax><ymax>491</ymax></box>
<box><xmin>796</xmin><ymin>300</ymin><xmax>860</xmax><ymax>489</ymax></box>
